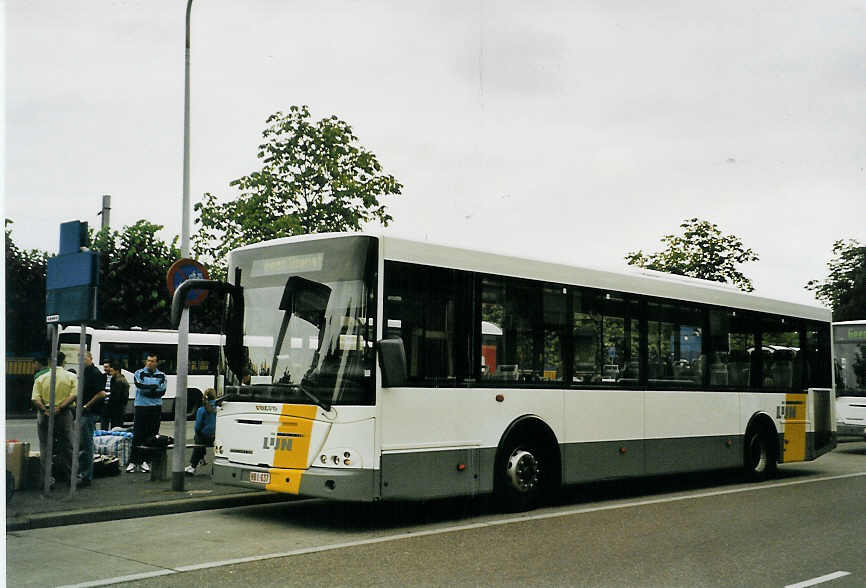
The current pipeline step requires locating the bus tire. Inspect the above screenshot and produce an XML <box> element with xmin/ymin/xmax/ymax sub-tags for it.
<box><xmin>744</xmin><ymin>422</ymin><xmax>777</xmax><ymax>481</ymax></box>
<box><xmin>494</xmin><ymin>432</ymin><xmax>557</xmax><ymax>512</ymax></box>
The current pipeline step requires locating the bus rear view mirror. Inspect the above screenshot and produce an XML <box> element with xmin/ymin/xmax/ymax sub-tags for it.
<box><xmin>170</xmin><ymin>273</ymin><xmax>245</xmax><ymax>379</ymax></box>
<box><xmin>378</xmin><ymin>338</ymin><xmax>407</xmax><ymax>388</ymax></box>
<box><xmin>279</xmin><ymin>276</ymin><xmax>331</xmax><ymax>327</ymax></box>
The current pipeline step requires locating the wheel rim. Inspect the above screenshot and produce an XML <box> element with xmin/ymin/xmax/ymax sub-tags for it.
<box><xmin>749</xmin><ymin>434</ymin><xmax>767</xmax><ymax>472</ymax></box>
<box><xmin>505</xmin><ymin>448</ymin><xmax>539</xmax><ymax>493</ymax></box>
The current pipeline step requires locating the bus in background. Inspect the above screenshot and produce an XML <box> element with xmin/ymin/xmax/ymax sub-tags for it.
<box><xmin>832</xmin><ymin>320</ymin><xmax>866</xmax><ymax>440</ymax></box>
<box><xmin>205</xmin><ymin>233</ymin><xmax>835</xmax><ymax>511</ymax></box>
<box><xmin>59</xmin><ymin>326</ymin><xmax>221</xmax><ymax>420</ymax></box>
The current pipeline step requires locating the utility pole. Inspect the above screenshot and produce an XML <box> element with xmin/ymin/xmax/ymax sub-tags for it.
<box><xmin>42</xmin><ymin>325</ymin><xmax>59</xmax><ymax>495</ymax></box>
<box><xmin>173</xmin><ymin>0</ymin><xmax>194</xmax><ymax>491</ymax></box>
<box><xmin>99</xmin><ymin>195</ymin><xmax>111</xmax><ymax>230</ymax></box>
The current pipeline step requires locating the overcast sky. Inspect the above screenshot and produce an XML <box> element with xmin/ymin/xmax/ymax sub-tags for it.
<box><xmin>5</xmin><ymin>1</ymin><xmax>865</xmax><ymax>306</ymax></box>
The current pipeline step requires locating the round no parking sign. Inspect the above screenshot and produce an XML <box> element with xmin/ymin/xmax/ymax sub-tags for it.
<box><xmin>166</xmin><ymin>258</ymin><xmax>209</xmax><ymax>306</ymax></box>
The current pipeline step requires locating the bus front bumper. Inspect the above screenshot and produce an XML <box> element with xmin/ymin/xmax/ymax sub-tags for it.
<box><xmin>213</xmin><ymin>459</ymin><xmax>379</xmax><ymax>502</ymax></box>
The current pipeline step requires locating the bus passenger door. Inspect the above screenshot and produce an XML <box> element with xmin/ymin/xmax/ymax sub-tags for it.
<box><xmin>379</xmin><ymin>262</ymin><xmax>484</xmax><ymax>499</ymax></box>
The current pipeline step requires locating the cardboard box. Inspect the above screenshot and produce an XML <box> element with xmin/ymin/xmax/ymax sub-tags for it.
<box><xmin>6</xmin><ymin>441</ymin><xmax>30</xmax><ymax>490</ymax></box>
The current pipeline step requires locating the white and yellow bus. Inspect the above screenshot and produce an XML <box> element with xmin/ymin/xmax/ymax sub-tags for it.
<box><xmin>204</xmin><ymin>233</ymin><xmax>835</xmax><ymax>510</ymax></box>
<box><xmin>59</xmin><ymin>326</ymin><xmax>221</xmax><ymax>419</ymax></box>
<box><xmin>832</xmin><ymin>320</ymin><xmax>866</xmax><ymax>439</ymax></box>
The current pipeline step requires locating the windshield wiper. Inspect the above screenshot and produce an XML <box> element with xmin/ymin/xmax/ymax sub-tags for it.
<box><xmin>243</xmin><ymin>382</ymin><xmax>331</xmax><ymax>412</ymax></box>
<box><xmin>298</xmin><ymin>381</ymin><xmax>331</xmax><ymax>412</ymax></box>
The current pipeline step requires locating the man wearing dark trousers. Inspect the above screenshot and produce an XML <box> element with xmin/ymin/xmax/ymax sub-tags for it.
<box><xmin>31</xmin><ymin>351</ymin><xmax>77</xmax><ymax>486</ymax></box>
<box><xmin>127</xmin><ymin>354</ymin><xmax>166</xmax><ymax>473</ymax></box>
<box><xmin>100</xmin><ymin>361</ymin><xmax>112</xmax><ymax>430</ymax></box>
<box><xmin>78</xmin><ymin>351</ymin><xmax>106</xmax><ymax>487</ymax></box>
<box><xmin>105</xmin><ymin>360</ymin><xmax>130</xmax><ymax>430</ymax></box>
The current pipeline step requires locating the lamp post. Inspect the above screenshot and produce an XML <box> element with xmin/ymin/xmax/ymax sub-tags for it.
<box><xmin>173</xmin><ymin>0</ymin><xmax>194</xmax><ymax>491</ymax></box>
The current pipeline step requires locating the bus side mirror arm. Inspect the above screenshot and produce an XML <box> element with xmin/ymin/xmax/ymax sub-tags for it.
<box><xmin>377</xmin><ymin>338</ymin><xmax>407</xmax><ymax>388</ymax></box>
<box><xmin>170</xmin><ymin>279</ymin><xmax>243</xmax><ymax>328</ymax></box>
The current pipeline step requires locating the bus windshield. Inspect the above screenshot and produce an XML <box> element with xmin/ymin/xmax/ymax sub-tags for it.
<box><xmin>834</xmin><ymin>323</ymin><xmax>866</xmax><ymax>398</ymax></box>
<box><xmin>226</xmin><ymin>236</ymin><xmax>378</xmax><ymax>406</ymax></box>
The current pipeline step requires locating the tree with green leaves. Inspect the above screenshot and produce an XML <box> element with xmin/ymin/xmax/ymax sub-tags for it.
<box><xmin>5</xmin><ymin>218</ymin><xmax>223</xmax><ymax>353</ymax></box>
<box><xmin>193</xmin><ymin>105</ymin><xmax>403</xmax><ymax>267</ymax></box>
<box><xmin>91</xmin><ymin>220</ymin><xmax>181</xmax><ymax>330</ymax></box>
<box><xmin>625</xmin><ymin>218</ymin><xmax>759</xmax><ymax>292</ymax></box>
<box><xmin>5</xmin><ymin>219</ymin><xmax>49</xmax><ymax>354</ymax></box>
<box><xmin>91</xmin><ymin>220</ymin><xmax>221</xmax><ymax>332</ymax></box>
<box><xmin>806</xmin><ymin>239</ymin><xmax>866</xmax><ymax>321</ymax></box>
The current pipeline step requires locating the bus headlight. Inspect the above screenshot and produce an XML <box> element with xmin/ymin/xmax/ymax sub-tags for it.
<box><xmin>214</xmin><ymin>441</ymin><xmax>224</xmax><ymax>456</ymax></box>
<box><xmin>316</xmin><ymin>449</ymin><xmax>360</xmax><ymax>468</ymax></box>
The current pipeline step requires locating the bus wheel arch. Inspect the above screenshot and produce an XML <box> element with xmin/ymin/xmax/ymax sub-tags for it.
<box><xmin>494</xmin><ymin>416</ymin><xmax>561</xmax><ymax>512</ymax></box>
<box><xmin>744</xmin><ymin>412</ymin><xmax>778</xmax><ymax>481</ymax></box>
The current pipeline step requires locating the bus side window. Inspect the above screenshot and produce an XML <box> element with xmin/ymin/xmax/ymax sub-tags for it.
<box><xmin>384</xmin><ymin>261</ymin><xmax>459</xmax><ymax>387</ymax></box>
<box><xmin>481</xmin><ymin>277</ymin><xmax>567</xmax><ymax>386</ymax></box>
<box><xmin>573</xmin><ymin>290</ymin><xmax>638</xmax><ymax>387</ymax></box>
<box><xmin>646</xmin><ymin>301</ymin><xmax>705</xmax><ymax>387</ymax></box>
<box><xmin>761</xmin><ymin>316</ymin><xmax>801</xmax><ymax>392</ymax></box>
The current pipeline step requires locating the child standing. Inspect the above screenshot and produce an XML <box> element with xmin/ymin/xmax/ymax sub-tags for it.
<box><xmin>185</xmin><ymin>388</ymin><xmax>216</xmax><ymax>475</ymax></box>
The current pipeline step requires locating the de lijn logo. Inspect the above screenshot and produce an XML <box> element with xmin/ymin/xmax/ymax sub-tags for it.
<box><xmin>263</xmin><ymin>433</ymin><xmax>293</xmax><ymax>451</ymax></box>
<box><xmin>776</xmin><ymin>400</ymin><xmax>802</xmax><ymax>419</ymax></box>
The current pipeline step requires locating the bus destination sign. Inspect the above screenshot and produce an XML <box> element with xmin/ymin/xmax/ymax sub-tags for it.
<box><xmin>835</xmin><ymin>325</ymin><xmax>866</xmax><ymax>344</ymax></box>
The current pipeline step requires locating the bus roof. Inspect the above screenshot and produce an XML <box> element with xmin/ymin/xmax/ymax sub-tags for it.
<box><xmin>60</xmin><ymin>326</ymin><xmax>223</xmax><ymax>345</ymax></box>
<box><xmin>231</xmin><ymin>232</ymin><xmax>831</xmax><ymax>322</ymax></box>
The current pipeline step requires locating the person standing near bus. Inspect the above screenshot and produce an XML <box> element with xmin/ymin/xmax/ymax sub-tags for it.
<box><xmin>101</xmin><ymin>361</ymin><xmax>112</xmax><ymax>430</ymax></box>
<box><xmin>127</xmin><ymin>354</ymin><xmax>166</xmax><ymax>473</ymax></box>
<box><xmin>185</xmin><ymin>388</ymin><xmax>217</xmax><ymax>475</ymax></box>
<box><xmin>33</xmin><ymin>356</ymin><xmax>50</xmax><ymax>381</ymax></box>
<box><xmin>104</xmin><ymin>360</ymin><xmax>130</xmax><ymax>430</ymax></box>
<box><xmin>78</xmin><ymin>351</ymin><xmax>106</xmax><ymax>487</ymax></box>
<box><xmin>31</xmin><ymin>351</ymin><xmax>77</xmax><ymax>486</ymax></box>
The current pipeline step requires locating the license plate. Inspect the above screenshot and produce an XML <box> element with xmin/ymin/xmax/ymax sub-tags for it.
<box><xmin>249</xmin><ymin>471</ymin><xmax>270</xmax><ymax>484</ymax></box>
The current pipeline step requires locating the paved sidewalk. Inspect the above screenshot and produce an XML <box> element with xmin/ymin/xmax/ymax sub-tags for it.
<box><xmin>6</xmin><ymin>447</ymin><xmax>290</xmax><ymax>531</ymax></box>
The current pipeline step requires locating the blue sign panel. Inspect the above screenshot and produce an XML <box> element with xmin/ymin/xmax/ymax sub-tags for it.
<box><xmin>46</xmin><ymin>221</ymin><xmax>99</xmax><ymax>324</ymax></box>
<box><xmin>46</xmin><ymin>251</ymin><xmax>99</xmax><ymax>290</ymax></box>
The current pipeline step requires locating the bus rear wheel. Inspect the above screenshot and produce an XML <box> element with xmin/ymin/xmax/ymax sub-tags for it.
<box><xmin>495</xmin><ymin>438</ymin><xmax>546</xmax><ymax>512</ymax></box>
<box><xmin>744</xmin><ymin>426</ymin><xmax>777</xmax><ymax>481</ymax></box>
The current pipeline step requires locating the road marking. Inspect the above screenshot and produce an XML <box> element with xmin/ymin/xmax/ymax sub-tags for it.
<box><xmin>61</xmin><ymin>569</ymin><xmax>175</xmax><ymax>587</ymax></box>
<box><xmin>785</xmin><ymin>571</ymin><xmax>852</xmax><ymax>588</ymax></box>
<box><xmin>58</xmin><ymin>471</ymin><xmax>866</xmax><ymax>587</ymax></box>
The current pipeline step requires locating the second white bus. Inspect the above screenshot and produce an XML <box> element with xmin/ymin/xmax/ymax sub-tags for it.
<box><xmin>833</xmin><ymin>320</ymin><xmax>866</xmax><ymax>439</ymax></box>
<box><xmin>59</xmin><ymin>326</ymin><xmax>221</xmax><ymax>419</ymax></box>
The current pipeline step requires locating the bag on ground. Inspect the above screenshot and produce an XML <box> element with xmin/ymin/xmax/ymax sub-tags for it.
<box><xmin>93</xmin><ymin>431</ymin><xmax>132</xmax><ymax>466</ymax></box>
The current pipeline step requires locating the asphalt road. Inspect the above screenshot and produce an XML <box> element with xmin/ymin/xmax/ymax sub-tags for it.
<box><xmin>7</xmin><ymin>441</ymin><xmax>865</xmax><ymax>588</ymax></box>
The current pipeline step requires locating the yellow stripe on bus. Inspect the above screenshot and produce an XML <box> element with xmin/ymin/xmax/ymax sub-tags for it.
<box><xmin>262</xmin><ymin>404</ymin><xmax>317</xmax><ymax>493</ymax></box>
<box><xmin>783</xmin><ymin>393</ymin><xmax>807</xmax><ymax>463</ymax></box>
<box><xmin>265</xmin><ymin>468</ymin><xmax>303</xmax><ymax>494</ymax></box>
<box><xmin>272</xmin><ymin>404</ymin><xmax>317</xmax><ymax>470</ymax></box>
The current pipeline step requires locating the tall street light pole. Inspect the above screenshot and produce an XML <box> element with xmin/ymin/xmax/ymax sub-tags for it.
<box><xmin>173</xmin><ymin>0</ymin><xmax>193</xmax><ymax>491</ymax></box>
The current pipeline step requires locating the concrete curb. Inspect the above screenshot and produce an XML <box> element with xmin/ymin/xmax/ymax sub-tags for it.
<box><xmin>6</xmin><ymin>491</ymin><xmax>293</xmax><ymax>532</ymax></box>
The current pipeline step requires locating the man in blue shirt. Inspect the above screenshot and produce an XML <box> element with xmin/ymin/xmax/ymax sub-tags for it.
<box><xmin>126</xmin><ymin>353</ymin><xmax>166</xmax><ymax>473</ymax></box>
